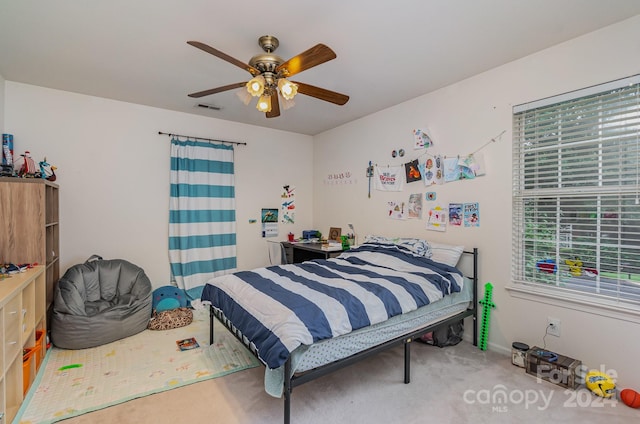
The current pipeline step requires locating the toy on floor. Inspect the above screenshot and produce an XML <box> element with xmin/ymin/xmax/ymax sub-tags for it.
<box><xmin>620</xmin><ymin>388</ymin><xmax>640</xmax><ymax>408</ymax></box>
<box><xmin>478</xmin><ymin>282</ymin><xmax>496</xmax><ymax>351</ymax></box>
<box><xmin>152</xmin><ymin>285</ymin><xmax>188</xmax><ymax>312</ymax></box>
<box><xmin>585</xmin><ymin>370</ymin><xmax>616</xmax><ymax>398</ymax></box>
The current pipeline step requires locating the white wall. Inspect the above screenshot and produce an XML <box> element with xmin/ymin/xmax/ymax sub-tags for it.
<box><xmin>4</xmin><ymin>82</ymin><xmax>313</xmax><ymax>286</ymax></box>
<box><xmin>0</xmin><ymin>73</ymin><xmax>5</xmax><ymax>133</ymax></box>
<box><xmin>313</xmin><ymin>15</ymin><xmax>640</xmax><ymax>387</ymax></box>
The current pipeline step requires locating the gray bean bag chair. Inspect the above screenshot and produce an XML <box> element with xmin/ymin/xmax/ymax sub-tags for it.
<box><xmin>51</xmin><ymin>255</ymin><xmax>153</xmax><ymax>349</ymax></box>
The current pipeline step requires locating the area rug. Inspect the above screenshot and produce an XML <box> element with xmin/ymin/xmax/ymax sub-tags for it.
<box><xmin>15</xmin><ymin>309</ymin><xmax>261</xmax><ymax>424</ymax></box>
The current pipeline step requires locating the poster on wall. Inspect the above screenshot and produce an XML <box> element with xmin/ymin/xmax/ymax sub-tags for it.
<box><xmin>261</xmin><ymin>208</ymin><xmax>279</xmax><ymax>237</ymax></box>
<box><xmin>408</xmin><ymin>193</ymin><xmax>423</xmax><ymax>219</ymax></box>
<box><xmin>387</xmin><ymin>201</ymin><xmax>407</xmax><ymax>220</ymax></box>
<box><xmin>375</xmin><ymin>166</ymin><xmax>404</xmax><ymax>191</ymax></box>
<box><xmin>404</xmin><ymin>159</ymin><xmax>422</xmax><ymax>183</ymax></box>
<box><xmin>448</xmin><ymin>203</ymin><xmax>463</xmax><ymax>227</ymax></box>
<box><xmin>443</xmin><ymin>157</ymin><xmax>461</xmax><ymax>182</ymax></box>
<box><xmin>464</xmin><ymin>202</ymin><xmax>480</xmax><ymax>227</ymax></box>
<box><xmin>280</xmin><ymin>185</ymin><xmax>295</xmax><ymax>224</ymax></box>
<box><xmin>419</xmin><ymin>155</ymin><xmax>444</xmax><ymax>186</ymax></box>
<box><xmin>426</xmin><ymin>205</ymin><xmax>446</xmax><ymax>232</ymax></box>
<box><xmin>413</xmin><ymin>128</ymin><xmax>433</xmax><ymax>149</ymax></box>
<box><xmin>459</xmin><ymin>153</ymin><xmax>487</xmax><ymax>179</ymax></box>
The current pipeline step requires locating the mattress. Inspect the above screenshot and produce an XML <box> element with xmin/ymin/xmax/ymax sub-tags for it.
<box><xmin>203</xmin><ymin>243</ymin><xmax>464</xmax><ymax>370</ymax></box>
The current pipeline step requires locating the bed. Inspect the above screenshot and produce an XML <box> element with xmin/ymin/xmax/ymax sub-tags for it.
<box><xmin>201</xmin><ymin>238</ymin><xmax>478</xmax><ymax>424</ymax></box>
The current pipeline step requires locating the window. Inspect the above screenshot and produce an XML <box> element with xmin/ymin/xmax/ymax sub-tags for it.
<box><xmin>512</xmin><ymin>75</ymin><xmax>640</xmax><ymax>310</ymax></box>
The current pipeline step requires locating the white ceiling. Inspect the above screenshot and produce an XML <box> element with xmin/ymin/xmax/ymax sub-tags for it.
<box><xmin>1</xmin><ymin>1</ymin><xmax>639</xmax><ymax>136</ymax></box>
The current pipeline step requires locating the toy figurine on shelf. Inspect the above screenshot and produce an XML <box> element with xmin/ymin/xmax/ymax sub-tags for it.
<box><xmin>39</xmin><ymin>157</ymin><xmax>57</xmax><ymax>181</ymax></box>
<box><xmin>13</xmin><ymin>151</ymin><xmax>38</xmax><ymax>177</ymax></box>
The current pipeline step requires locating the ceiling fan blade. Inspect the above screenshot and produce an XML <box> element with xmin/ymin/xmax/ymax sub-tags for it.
<box><xmin>276</xmin><ymin>44</ymin><xmax>337</xmax><ymax>78</ymax></box>
<box><xmin>267</xmin><ymin>93</ymin><xmax>281</xmax><ymax>118</ymax></box>
<box><xmin>187</xmin><ymin>41</ymin><xmax>260</xmax><ymax>76</ymax></box>
<box><xmin>188</xmin><ymin>82</ymin><xmax>246</xmax><ymax>98</ymax></box>
<box><xmin>293</xmin><ymin>81</ymin><xmax>349</xmax><ymax>105</ymax></box>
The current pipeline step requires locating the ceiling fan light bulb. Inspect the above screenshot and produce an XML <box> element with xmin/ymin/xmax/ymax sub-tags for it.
<box><xmin>278</xmin><ymin>78</ymin><xmax>298</xmax><ymax>100</ymax></box>
<box><xmin>256</xmin><ymin>94</ymin><xmax>272</xmax><ymax>112</ymax></box>
<box><xmin>246</xmin><ymin>75</ymin><xmax>265</xmax><ymax>97</ymax></box>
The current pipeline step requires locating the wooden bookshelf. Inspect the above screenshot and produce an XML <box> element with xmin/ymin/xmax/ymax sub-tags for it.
<box><xmin>0</xmin><ymin>178</ymin><xmax>60</xmax><ymax>312</ymax></box>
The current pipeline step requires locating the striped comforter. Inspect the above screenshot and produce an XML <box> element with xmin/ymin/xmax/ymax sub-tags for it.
<box><xmin>201</xmin><ymin>243</ymin><xmax>463</xmax><ymax>369</ymax></box>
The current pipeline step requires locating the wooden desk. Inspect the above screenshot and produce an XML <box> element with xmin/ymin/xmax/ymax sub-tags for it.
<box><xmin>281</xmin><ymin>242</ymin><xmax>344</xmax><ymax>264</ymax></box>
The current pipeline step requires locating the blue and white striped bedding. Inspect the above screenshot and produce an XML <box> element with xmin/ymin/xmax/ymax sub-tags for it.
<box><xmin>201</xmin><ymin>243</ymin><xmax>463</xmax><ymax>370</ymax></box>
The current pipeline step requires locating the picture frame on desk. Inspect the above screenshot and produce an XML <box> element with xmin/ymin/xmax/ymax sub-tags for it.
<box><xmin>328</xmin><ymin>227</ymin><xmax>342</xmax><ymax>242</ymax></box>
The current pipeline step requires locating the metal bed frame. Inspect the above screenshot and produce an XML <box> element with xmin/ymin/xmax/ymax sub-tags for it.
<box><xmin>208</xmin><ymin>248</ymin><xmax>478</xmax><ymax>424</ymax></box>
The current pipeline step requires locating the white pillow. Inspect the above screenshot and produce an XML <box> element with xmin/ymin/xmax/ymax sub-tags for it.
<box><xmin>429</xmin><ymin>242</ymin><xmax>465</xmax><ymax>267</ymax></box>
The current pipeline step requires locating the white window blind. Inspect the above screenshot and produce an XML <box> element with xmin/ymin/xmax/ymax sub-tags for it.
<box><xmin>512</xmin><ymin>75</ymin><xmax>640</xmax><ymax>307</ymax></box>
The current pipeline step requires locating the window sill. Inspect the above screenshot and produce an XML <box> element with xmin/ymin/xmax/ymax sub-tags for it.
<box><xmin>505</xmin><ymin>283</ymin><xmax>640</xmax><ymax>324</ymax></box>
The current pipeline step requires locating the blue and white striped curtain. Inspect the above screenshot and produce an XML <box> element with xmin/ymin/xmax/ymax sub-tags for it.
<box><xmin>169</xmin><ymin>138</ymin><xmax>237</xmax><ymax>300</ymax></box>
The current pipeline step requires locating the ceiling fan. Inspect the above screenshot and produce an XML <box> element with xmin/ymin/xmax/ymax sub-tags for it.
<box><xmin>187</xmin><ymin>35</ymin><xmax>349</xmax><ymax>118</ymax></box>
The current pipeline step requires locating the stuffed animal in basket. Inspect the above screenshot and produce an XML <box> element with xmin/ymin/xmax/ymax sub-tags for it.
<box><xmin>151</xmin><ymin>285</ymin><xmax>188</xmax><ymax>312</ymax></box>
<box><xmin>148</xmin><ymin>285</ymin><xmax>192</xmax><ymax>330</ymax></box>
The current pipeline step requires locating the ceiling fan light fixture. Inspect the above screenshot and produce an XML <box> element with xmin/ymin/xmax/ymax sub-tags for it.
<box><xmin>236</xmin><ymin>88</ymin><xmax>252</xmax><ymax>105</ymax></box>
<box><xmin>246</xmin><ymin>75</ymin><xmax>265</xmax><ymax>97</ymax></box>
<box><xmin>280</xmin><ymin>96</ymin><xmax>295</xmax><ymax>111</ymax></box>
<box><xmin>278</xmin><ymin>78</ymin><xmax>298</xmax><ymax>100</ymax></box>
<box><xmin>256</xmin><ymin>94</ymin><xmax>272</xmax><ymax>112</ymax></box>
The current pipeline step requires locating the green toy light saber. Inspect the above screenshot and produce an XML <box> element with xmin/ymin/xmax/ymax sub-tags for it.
<box><xmin>478</xmin><ymin>282</ymin><xmax>496</xmax><ymax>351</ymax></box>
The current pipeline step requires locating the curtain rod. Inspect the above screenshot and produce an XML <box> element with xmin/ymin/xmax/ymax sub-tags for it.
<box><xmin>158</xmin><ymin>131</ymin><xmax>247</xmax><ymax>146</ymax></box>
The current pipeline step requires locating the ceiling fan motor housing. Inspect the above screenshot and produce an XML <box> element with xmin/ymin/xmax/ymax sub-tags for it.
<box><xmin>248</xmin><ymin>53</ymin><xmax>283</xmax><ymax>73</ymax></box>
<box><xmin>250</xmin><ymin>36</ymin><xmax>284</xmax><ymax>76</ymax></box>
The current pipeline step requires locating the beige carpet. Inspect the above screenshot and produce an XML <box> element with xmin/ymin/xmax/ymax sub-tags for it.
<box><xmin>55</xmin><ymin>339</ymin><xmax>640</xmax><ymax>424</ymax></box>
<box><xmin>15</xmin><ymin>310</ymin><xmax>260</xmax><ymax>424</ymax></box>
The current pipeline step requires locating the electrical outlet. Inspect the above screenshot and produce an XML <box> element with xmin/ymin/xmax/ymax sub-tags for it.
<box><xmin>547</xmin><ymin>317</ymin><xmax>561</xmax><ymax>337</ymax></box>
